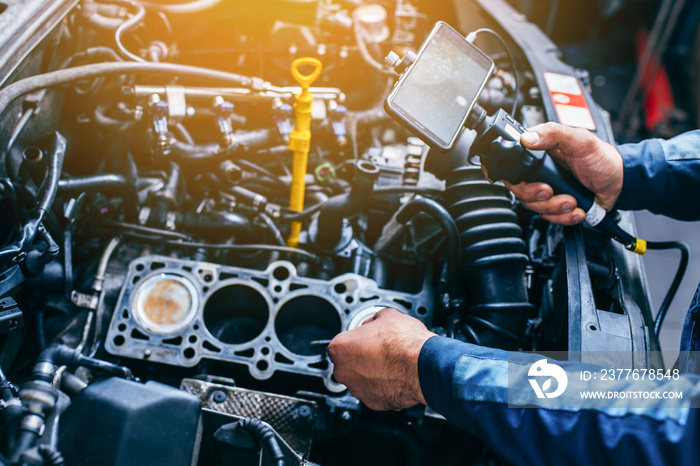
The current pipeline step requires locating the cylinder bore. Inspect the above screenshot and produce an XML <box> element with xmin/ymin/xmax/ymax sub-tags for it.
<box><xmin>204</xmin><ymin>284</ymin><xmax>269</xmax><ymax>344</ymax></box>
<box><xmin>275</xmin><ymin>296</ymin><xmax>341</xmax><ymax>356</ymax></box>
<box><xmin>132</xmin><ymin>274</ymin><xmax>199</xmax><ymax>334</ymax></box>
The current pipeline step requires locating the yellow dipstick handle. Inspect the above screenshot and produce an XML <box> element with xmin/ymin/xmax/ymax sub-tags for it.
<box><xmin>287</xmin><ymin>57</ymin><xmax>322</xmax><ymax>248</ymax></box>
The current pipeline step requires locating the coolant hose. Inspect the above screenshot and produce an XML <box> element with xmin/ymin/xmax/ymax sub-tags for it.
<box><xmin>314</xmin><ymin>161</ymin><xmax>379</xmax><ymax>250</ymax></box>
<box><xmin>58</xmin><ymin>174</ymin><xmax>139</xmax><ymax>220</ymax></box>
<box><xmin>0</xmin><ymin>133</ymin><xmax>66</xmax><ymax>262</ymax></box>
<box><xmin>169</xmin><ymin>130</ymin><xmax>273</xmax><ymax>164</ymax></box>
<box><xmin>396</xmin><ymin>197</ymin><xmax>462</xmax><ymax>308</ymax></box>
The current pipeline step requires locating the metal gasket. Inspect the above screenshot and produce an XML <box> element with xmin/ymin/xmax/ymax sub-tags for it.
<box><xmin>106</xmin><ymin>256</ymin><xmax>433</xmax><ymax>392</ymax></box>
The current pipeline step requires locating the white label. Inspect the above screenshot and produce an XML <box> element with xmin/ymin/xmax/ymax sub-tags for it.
<box><xmin>544</xmin><ymin>73</ymin><xmax>583</xmax><ymax>95</ymax></box>
<box><xmin>554</xmin><ymin>104</ymin><xmax>596</xmax><ymax>131</ymax></box>
<box><xmin>585</xmin><ymin>202</ymin><xmax>606</xmax><ymax>227</ymax></box>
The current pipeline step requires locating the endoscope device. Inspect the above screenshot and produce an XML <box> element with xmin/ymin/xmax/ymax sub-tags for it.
<box><xmin>384</xmin><ymin>21</ymin><xmax>647</xmax><ymax>255</ymax></box>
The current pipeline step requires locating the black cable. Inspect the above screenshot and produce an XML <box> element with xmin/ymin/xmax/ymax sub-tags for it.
<box><xmin>469</xmin><ymin>28</ymin><xmax>519</xmax><ymax>115</ymax></box>
<box><xmin>97</xmin><ymin>220</ymin><xmax>191</xmax><ymax>240</ymax></box>
<box><xmin>257</xmin><ymin>213</ymin><xmax>286</xmax><ymax>247</ymax></box>
<box><xmin>159</xmin><ymin>239</ymin><xmax>318</xmax><ymax>261</ymax></box>
<box><xmin>648</xmin><ymin>241</ymin><xmax>690</xmax><ymax>338</ymax></box>
<box><xmin>107</xmin><ymin>229</ymin><xmax>319</xmax><ymax>261</ymax></box>
<box><xmin>278</xmin><ymin>186</ymin><xmax>443</xmax><ymax>222</ymax></box>
<box><xmin>236</xmin><ymin>418</ymin><xmax>286</xmax><ymax>466</ymax></box>
<box><xmin>280</xmin><ymin>202</ymin><xmax>324</xmax><ymax>221</ymax></box>
<box><xmin>237</xmin><ymin>159</ymin><xmax>287</xmax><ymax>187</ymax></box>
<box><xmin>595</xmin><ymin>217</ymin><xmax>690</xmax><ymax>340</ymax></box>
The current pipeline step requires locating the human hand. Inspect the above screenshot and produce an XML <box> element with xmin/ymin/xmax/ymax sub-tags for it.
<box><xmin>489</xmin><ymin>122</ymin><xmax>624</xmax><ymax>226</ymax></box>
<box><xmin>327</xmin><ymin>308</ymin><xmax>436</xmax><ymax>411</ymax></box>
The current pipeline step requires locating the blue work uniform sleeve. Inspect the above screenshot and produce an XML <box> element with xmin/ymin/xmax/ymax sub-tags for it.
<box><xmin>615</xmin><ymin>130</ymin><xmax>700</xmax><ymax>220</ymax></box>
<box><xmin>418</xmin><ymin>336</ymin><xmax>700</xmax><ymax>466</ymax></box>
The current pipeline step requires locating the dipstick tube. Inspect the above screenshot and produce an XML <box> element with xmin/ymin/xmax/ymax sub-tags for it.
<box><xmin>287</xmin><ymin>57</ymin><xmax>322</xmax><ymax>247</ymax></box>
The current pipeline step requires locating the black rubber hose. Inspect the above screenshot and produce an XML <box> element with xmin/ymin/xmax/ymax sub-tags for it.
<box><xmin>34</xmin><ymin>135</ymin><xmax>65</xmax><ymax>226</ymax></box>
<box><xmin>446</xmin><ymin>165</ymin><xmax>533</xmax><ymax>349</ymax></box>
<box><xmin>179</xmin><ymin>212</ymin><xmax>251</xmax><ymax>236</ymax></box>
<box><xmin>168</xmin><ymin>130</ymin><xmax>273</xmax><ymax>164</ymax></box>
<box><xmin>24</xmin><ymin>224</ymin><xmax>61</xmax><ymax>275</ymax></box>
<box><xmin>0</xmin><ymin>133</ymin><xmax>66</xmax><ymax>262</ymax></box>
<box><xmin>649</xmin><ymin>241</ymin><xmax>690</xmax><ymax>338</ymax></box>
<box><xmin>396</xmin><ymin>197</ymin><xmax>462</xmax><ymax>307</ymax></box>
<box><xmin>58</xmin><ymin>174</ymin><xmax>139</xmax><ymax>220</ymax></box>
<box><xmin>236</xmin><ymin>418</ymin><xmax>286</xmax><ymax>466</ymax></box>
<box><xmin>34</xmin><ymin>344</ymin><xmax>134</xmax><ymax>381</ymax></box>
<box><xmin>315</xmin><ymin>161</ymin><xmax>379</xmax><ymax>249</ymax></box>
<box><xmin>0</xmin><ymin>62</ymin><xmax>263</xmax><ymax>118</ymax></box>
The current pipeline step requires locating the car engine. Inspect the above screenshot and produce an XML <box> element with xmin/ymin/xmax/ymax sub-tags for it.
<box><xmin>0</xmin><ymin>0</ymin><xmax>660</xmax><ymax>465</ymax></box>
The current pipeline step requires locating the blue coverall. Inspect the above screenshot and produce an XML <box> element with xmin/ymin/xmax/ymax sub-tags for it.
<box><xmin>417</xmin><ymin>132</ymin><xmax>700</xmax><ymax>465</ymax></box>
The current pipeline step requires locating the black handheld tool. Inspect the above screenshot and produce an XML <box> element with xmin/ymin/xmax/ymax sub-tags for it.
<box><xmin>465</xmin><ymin>104</ymin><xmax>645</xmax><ymax>254</ymax></box>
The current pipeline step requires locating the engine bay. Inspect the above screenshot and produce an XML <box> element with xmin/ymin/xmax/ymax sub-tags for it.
<box><xmin>0</xmin><ymin>0</ymin><xmax>660</xmax><ymax>464</ymax></box>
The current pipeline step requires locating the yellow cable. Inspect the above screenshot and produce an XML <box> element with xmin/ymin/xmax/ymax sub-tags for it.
<box><xmin>286</xmin><ymin>57</ymin><xmax>322</xmax><ymax>248</ymax></box>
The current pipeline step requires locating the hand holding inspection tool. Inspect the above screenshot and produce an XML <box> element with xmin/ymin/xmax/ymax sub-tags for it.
<box><xmin>383</xmin><ymin>21</ymin><xmax>648</xmax><ymax>255</ymax></box>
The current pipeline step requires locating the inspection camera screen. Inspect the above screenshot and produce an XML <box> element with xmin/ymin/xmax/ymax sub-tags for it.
<box><xmin>392</xmin><ymin>25</ymin><xmax>492</xmax><ymax>145</ymax></box>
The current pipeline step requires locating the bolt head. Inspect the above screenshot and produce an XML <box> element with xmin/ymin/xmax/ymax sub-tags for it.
<box><xmin>212</xmin><ymin>390</ymin><xmax>227</xmax><ymax>403</ymax></box>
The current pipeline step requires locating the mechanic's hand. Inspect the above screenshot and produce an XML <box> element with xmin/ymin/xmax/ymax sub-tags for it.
<box><xmin>491</xmin><ymin>122</ymin><xmax>624</xmax><ymax>226</ymax></box>
<box><xmin>327</xmin><ymin>308</ymin><xmax>436</xmax><ymax>411</ymax></box>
